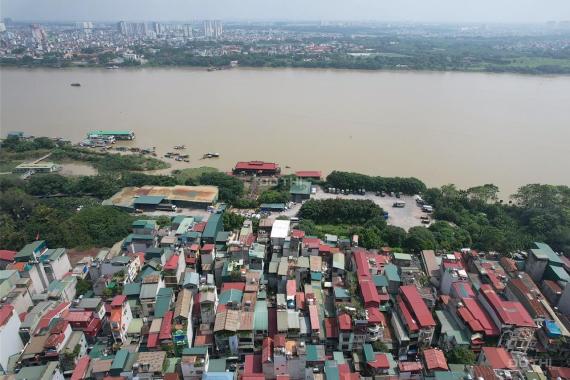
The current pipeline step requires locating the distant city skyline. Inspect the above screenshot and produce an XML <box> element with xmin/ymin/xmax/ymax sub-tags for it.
<box><xmin>2</xmin><ymin>0</ymin><xmax>570</xmax><ymax>23</ymax></box>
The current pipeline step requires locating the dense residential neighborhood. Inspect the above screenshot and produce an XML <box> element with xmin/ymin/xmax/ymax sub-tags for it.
<box><xmin>1</xmin><ymin>180</ymin><xmax>570</xmax><ymax>380</ymax></box>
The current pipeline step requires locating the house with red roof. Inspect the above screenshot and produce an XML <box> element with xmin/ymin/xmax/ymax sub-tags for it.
<box><xmin>366</xmin><ymin>307</ymin><xmax>386</xmax><ymax>343</ymax></box>
<box><xmin>71</xmin><ymin>355</ymin><xmax>91</xmax><ymax>380</ymax></box>
<box><xmin>0</xmin><ymin>250</ymin><xmax>16</xmax><ymax>269</ymax></box>
<box><xmin>295</xmin><ymin>171</ymin><xmax>322</xmax><ymax>180</ymax></box>
<box><xmin>547</xmin><ymin>366</ymin><xmax>570</xmax><ymax>380</ymax></box>
<box><xmin>359</xmin><ymin>280</ymin><xmax>380</xmax><ymax>308</ymax></box>
<box><xmin>233</xmin><ymin>161</ymin><xmax>280</xmax><ymax>176</ymax></box>
<box><xmin>454</xmin><ymin>297</ymin><xmax>500</xmax><ymax>350</ymax></box>
<box><xmin>109</xmin><ymin>295</ymin><xmax>133</xmax><ymax>344</ymax></box>
<box><xmin>163</xmin><ymin>252</ymin><xmax>186</xmax><ymax>289</ymax></box>
<box><xmin>478</xmin><ymin>347</ymin><xmax>517</xmax><ymax>370</ymax></box>
<box><xmin>422</xmin><ymin>348</ymin><xmax>448</xmax><ymax>375</ymax></box>
<box><xmin>394</xmin><ymin>285</ymin><xmax>436</xmax><ymax>353</ymax></box>
<box><xmin>63</xmin><ymin>309</ymin><xmax>102</xmax><ymax>339</ymax></box>
<box><xmin>477</xmin><ymin>284</ymin><xmax>537</xmax><ymax>352</ymax></box>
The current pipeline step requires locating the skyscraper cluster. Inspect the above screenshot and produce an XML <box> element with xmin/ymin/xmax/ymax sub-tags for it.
<box><xmin>203</xmin><ymin>20</ymin><xmax>223</xmax><ymax>39</ymax></box>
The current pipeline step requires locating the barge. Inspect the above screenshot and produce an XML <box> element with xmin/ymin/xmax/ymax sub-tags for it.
<box><xmin>87</xmin><ymin>129</ymin><xmax>135</xmax><ymax>141</ymax></box>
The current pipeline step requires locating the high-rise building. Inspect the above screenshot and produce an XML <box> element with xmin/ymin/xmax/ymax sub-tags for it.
<box><xmin>184</xmin><ymin>24</ymin><xmax>193</xmax><ymax>38</ymax></box>
<box><xmin>0</xmin><ymin>23</ymin><xmax>6</xmax><ymax>33</ymax></box>
<box><xmin>76</xmin><ymin>22</ymin><xmax>93</xmax><ymax>34</ymax></box>
<box><xmin>118</xmin><ymin>21</ymin><xmax>128</xmax><ymax>36</ymax></box>
<box><xmin>30</xmin><ymin>24</ymin><xmax>47</xmax><ymax>44</ymax></box>
<box><xmin>203</xmin><ymin>20</ymin><xmax>223</xmax><ymax>39</ymax></box>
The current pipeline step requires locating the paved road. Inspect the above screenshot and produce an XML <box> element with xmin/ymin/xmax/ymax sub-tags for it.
<box><xmin>311</xmin><ymin>187</ymin><xmax>431</xmax><ymax>231</ymax></box>
<box><xmin>267</xmin><ymin>187</ymin><xmax>431</xmax><ymax>231</ymax></box>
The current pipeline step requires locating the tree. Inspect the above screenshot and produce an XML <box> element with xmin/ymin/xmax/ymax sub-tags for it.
<box><xmin>155</xmin><ymin>215</ymin><xmax>171</xmax><ymax>228</ymax></box>
<box><xmin>404</xmin><ymin>226</ymin><xmax>436</xmax><ymax>251</ymax></box>
<box><xmin>299</xmin><ymin>199</ymin><xmax>382</xmax><ymax>224</ymax></box>
<box><xmin>372</xmin><ymin>340</ymin><xmax>389</xmax><ymax>353</ymax></box>
<box><xmin>199</xmin><ymin>172</ymin><xmax>244</xmax><ymax>203</ymax></box>
<box><xmin>446</xmin><ymin>346</ymin><xmax>476</xmax><ymax>365</ymax></box>
<box><xmin>223</xmin><ymin>212</ymin><xmax>245</xmax><ymax>231</ymax></box>
<box><xmin>258</xmin><ymin>190</ymin><xmax>289</xmax><ymax>205</ymax></box>
<box><xmin>76</xmin><ymin>278</ymin><xmax>93</xmax><ymax>296</ymax></box>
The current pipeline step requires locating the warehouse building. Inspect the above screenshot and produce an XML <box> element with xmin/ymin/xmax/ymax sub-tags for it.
<box><xmin>103</xmin><ymin>185</ymin><xmax>219</xmax><ymax>211</ymax></box>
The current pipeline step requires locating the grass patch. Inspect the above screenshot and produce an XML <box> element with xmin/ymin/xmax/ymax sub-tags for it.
<box><xmin>172</xmin><ymin>167</ymin><xmax>218</xmax><ymax>183</ymax></box>
<box><xmin>503</xmin><ymin>57</ymin><xmax>570</xmax><ymax>68</ymax></box>
<box><xmin>0</xmin><ymin>160</ymin><xmax>22</xmax><ymax>173</ymax></box>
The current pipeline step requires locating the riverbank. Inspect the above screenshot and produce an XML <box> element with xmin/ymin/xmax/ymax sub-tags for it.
<box><xmin>3</xmin><ymin>60</ymin><xmax>570</xmax><ymax>76</ymax></box>
<box><xmin>2</xmin><ymin>67</ymin><xmax>570</xmax><ymax>195</ymax></box>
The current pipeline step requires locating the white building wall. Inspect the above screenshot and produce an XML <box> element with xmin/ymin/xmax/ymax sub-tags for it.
<box><xmin>0</xmin><ymin>309</ymin><xmax>24</xmax><ymax>373</ymax></box>
<box><xmin>557</xmin><ymin>284</ymin><xmax>570</xmax><ymax>315</ymax></box>
<box><xmin>50</xmin><ymin>254</ymin><xmax>72</xmax><ymax>281</ymax></box>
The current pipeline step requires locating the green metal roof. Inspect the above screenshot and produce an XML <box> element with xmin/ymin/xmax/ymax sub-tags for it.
<box><xmin>208</xmin><ymin>358</ymin><xmax>228</xmax><ymax>372</ymax></box>
<box><xmin>44</xmin><ymin>248</ymin><xmax>66</xmax><ymax>261</ymax></box>
<box><xmin>203</xmin><ymin>213</ymin><xmax>222</xmax><ymax>239</ymax></box>
<box><xmin>373</xmin><ymin>274</ymin><xmax>388</xmax><ymax>287</ymax></box>
<box><xmin>132</xmin><ymin>219</ymin><xmax>156</xmax><ymax>228</ymax></box>
<box><xmin>435</xmin><ymin>310</ymin><xmax>470</xmax><ymax>346</ymax></box>
<box><xmin>290</xmin><ymin>180</ymin><xmax>312</xmax><ymax>195</ymax></box>
<box><xmin>333</xmin><ymin>352</ymin><xmax>346</xmax><ymax>364</ymax></box>
<box><xmin>88</xmin><ymin>129</ymin><xmax>134</xmax><ymax>135</ymax></box>
<box><xmin>531</xmin><ymin>242</ymin><xmax>563</xmax><ymax>265</ymax></box>
<box><xmin>15</xmin><ymin>241</ymin><xmax>45</xmax><ymax>261</ymax></box>
<box><xmin>15</xmin><ymin>365</ymin><xmax>49</xmax><ymax>380</ymax></box>
<box><xmin>111</xmin><ymin>349</ymin><xmax>130</xmax><ymax>371</ymax></box>
<box><xmin>384</xmin><ymin>263</ymin><xmax>400</xmax><ymax>282</ymax></box>
<box><xmin>219</xmin><ymin>289</ymin><xmax>243</xmax><ymax>305</ymax></box>
<box><xmin>363</xmin><ymin>343</ymin><xmax>375</xmax><ymax>363</ymax></box>
<box><xmin>333</xmin><ymin>287</ymin><xmax>351</xmax><ymax>299</ymax></box>
<box><xmin>259</xmin><ymin>203</ymin><xmax>286</xmax><ymax>210</ymax></box>
<box><xmin>154</xmin><ymin>297</ymin><xmax>171</xmax><ymax>318</ymax></box>
<box><xmin>393</xmin><ymin>252</ymin><xmax>412</xmax><ymax>261</ymax></box>
<box><xmin>131</xmin><ymin>234</ymin><xmax>154</xmax><ymax>240</ymax></box>
<box><xmin>182</xmin><ymin>346</ymin><xmax>208</xmax><ymax>356</ymax></box>
<box><xmin>133</xmin><ymin>196</ymin><xmax>164</xmax><ymax>205</ymax></box>
<box><xmin>253</xmin><ymin>300</ymin><xmax>268</xmax><ymax>331</ymax></box>
<box><xmin>545</xmin><ymin>264</ymin><xmax>570</xmax><ymax>282</ymax></box>
<box><xmin>311</xmin><ymin>272</ymin><xmax>322</xmax><ymax>281</ymax></box>
<box><xmin>306</xmin><ymin>345</ymin><xmax>326</xmax><ymax>362</ymax></box>
<box><xmin>123</xmin><ymin>282</ymin><xmax>141</xmax><ymax>297</ymax></box>
<box><xmin>324</xmin><ymin>361</ymin><xmax>340</xmax><ymax>380</ymax></box>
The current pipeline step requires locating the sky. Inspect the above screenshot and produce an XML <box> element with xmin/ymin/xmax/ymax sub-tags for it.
<box><xmin>2</xmin><ymin>0</ymin><xmax>570</xmax><ymax>23</ymax></box>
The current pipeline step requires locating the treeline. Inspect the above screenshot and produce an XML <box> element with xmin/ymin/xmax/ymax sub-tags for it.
<box><xmin>0</xmin><ymin>183</ymin><xmax>134</xmax><ymax>250</ymax></box>
<box><xmin>51</xmin><ymin>146</ymin><xmax>169</xmax><ymax>172</ymax></box>
<box><xmin>424</xmin><ymin>184</ymin><xmax>570</xmax><ymax>253</ymax></box>
<box><xmin>326</xmin><ymin>171</ymin><xmax>426</xmax><ymax>195</ymax></box>
<box><xmin>297</xmin><ymin>182</ymin><xmax>570</xmax><ymax>254</ymax></box>
<box><xmin>297</xmin><ymin>198</ymin><xmax>470</xmax><ymax>252</ymax></box>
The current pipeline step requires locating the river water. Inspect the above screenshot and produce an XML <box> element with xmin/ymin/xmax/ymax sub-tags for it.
<box><xmin>1</xmin><ymin>67</ymin><xmax>569</xmax><ymax>195</ymax></box>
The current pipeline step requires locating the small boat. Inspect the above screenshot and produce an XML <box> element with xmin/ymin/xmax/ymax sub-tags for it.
<box><xmin>183</xmin><ymin>159</ymin><xmax>190</xmax><ymax>162</ymax></box>
<box><xmin>106</xmin><ymin>66</ymin><xmax>119</xmax><ymax>70</ymax></box>
<box><xmin>203</xmin><ymin>152</ymin><xmax>220</xmax><ymax>159</ymax></box>
<box><xmin>70</xmin><ymin>83</ymin><xmax>81</xmax><ymax>87</ymax></box>
<box><xmin>174</xmin><ymin>145</ymin><xmax>186</xmax><ymax>150</ymax></box>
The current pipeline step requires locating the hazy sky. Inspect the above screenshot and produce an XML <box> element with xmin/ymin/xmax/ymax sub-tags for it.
<box><xmin>2</xmin><ymin>0</ymin><xmax>570</xmax><ymax>23</ymax></box>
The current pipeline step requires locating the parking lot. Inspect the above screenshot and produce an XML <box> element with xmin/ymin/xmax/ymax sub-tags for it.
<box><xmin>311</xmin><ymin>187</ymin><xmax>431</xmax><ymax>231</ymax></box>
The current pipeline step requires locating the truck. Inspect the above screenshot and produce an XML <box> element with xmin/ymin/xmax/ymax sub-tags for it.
<box><xmin>156</xmin><ymin>204</ymin><xmax>177</xmax><ymax>212</ymax></box>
